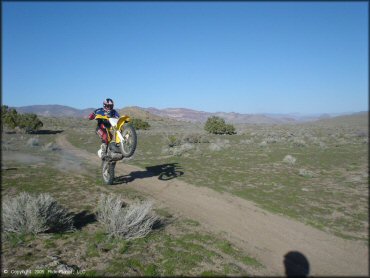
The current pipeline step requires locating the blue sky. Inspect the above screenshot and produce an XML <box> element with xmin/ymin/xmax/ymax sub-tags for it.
<box><xmin>3</xmin><ymin>2</ymin><xmax>368</xmax><ymax>114</ymax></box>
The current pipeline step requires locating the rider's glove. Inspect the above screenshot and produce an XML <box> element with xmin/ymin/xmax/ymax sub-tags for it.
<box><xmin>88</xmin><ymin>113</ymin><xmax>95</xmax><ymax>120</ymax></box>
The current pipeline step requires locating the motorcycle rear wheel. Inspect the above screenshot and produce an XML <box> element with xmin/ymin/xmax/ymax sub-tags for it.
<box><xmin>102</xmin><ymin>161</ymin><xmax>115</xmax><ymax>185</ymax></box>
<box><xmin>119</xmin><ymin>124</ymin><xmax>137</xmax><ymax>158</ymax></box>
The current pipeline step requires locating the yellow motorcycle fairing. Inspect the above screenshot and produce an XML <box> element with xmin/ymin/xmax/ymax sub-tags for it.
<box><xmin>94</xmin><ymin>114</ymin><xmax>109</xmax><ymax>120</ymax></box>
<box><xmin>94</xmin><ymin>114</ymin><xmax>130</xmax><ymax>127</ymax></box>
<box><xmin>115</xmin><ymin>116</ymin><xmax>131</xmax><ymax>144</ymax></box>
<box><xmin>116</xmin><ymin>115</ymin><xmax>131</xmax><ymax>130</ymax></box>
<box><xmin>93</xmin><ymin>114</ymin><xmax>131</xmax><ymax>144</ymax></box>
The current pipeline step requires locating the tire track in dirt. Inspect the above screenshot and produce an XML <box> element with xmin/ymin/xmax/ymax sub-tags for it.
<box><xmin>56</xmin><ymin>135</ymin><xmax>368</xmax><ymax>276</ymax></box>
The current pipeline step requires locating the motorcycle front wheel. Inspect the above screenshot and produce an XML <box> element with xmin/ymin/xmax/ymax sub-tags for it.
<box><xmin>119</xmin><ymin>124</ymin><xmax>137</xmax><ymax>158</ymax></box>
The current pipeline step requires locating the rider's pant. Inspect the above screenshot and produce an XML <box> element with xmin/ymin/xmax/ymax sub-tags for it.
<box><xmin>96</xmin><ymin>124</ymin><xmax>112</xmax><ymax>145</ymax></box>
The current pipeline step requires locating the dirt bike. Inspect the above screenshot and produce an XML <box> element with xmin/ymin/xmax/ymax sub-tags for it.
<box><xmin>94</xmin><ymin>114</ymin><xmax>137</xmax><ymax>185</ymax></box>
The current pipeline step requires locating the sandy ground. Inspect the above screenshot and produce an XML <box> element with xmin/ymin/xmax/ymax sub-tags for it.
<box><xmin>56</xmin><ymin>135</ymin><xmax>368</xmax><ymax>276</ymax></box>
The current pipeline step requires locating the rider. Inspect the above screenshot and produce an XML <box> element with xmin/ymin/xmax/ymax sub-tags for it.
<box><xmin>88</xmin><ymin>98</ymin><xmax>120</xmax><ymax>158</ymax></box>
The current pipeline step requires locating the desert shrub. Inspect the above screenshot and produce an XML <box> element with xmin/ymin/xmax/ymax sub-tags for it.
<box><xmin>43</xmin><ymin>142</ymin><xmax>60</xmax><ymax>151</ymax></box>
<box><xmin>172</xmin><ymin>143</ymin><xmax>194</xmax><ymax>156</ymax></box>
<box><xmin>18</xmin><ymin>113</ymin><xmax>44</xmax><ymax>132</ymax></box>
<box><xmin>96</xmin><ymin>194</ymin><xmax>158</xmax><ymax>240</ymax></box>
<box><xmin>334</xmin><ymin>138</ymin><xmax>348</xmax><ymax>147</ymax></box>
<box><xmin>2</xmin><ymin>141</ymin><xmax>10</xmax><ymax>151</ymax></box>
<box><xmin>2</xmin><ymin>192</ymin><xmax>74</xmax><ymax>235</ymax></box>
<box><xmin>239</xmin><ymin>139</ymin><xmax>253</xmax><ymax>144</ymax></box>
<box><xmin>204</xmin><ymin>116</ymin><xmax>236</xmax><ymax>135</ymax></box>
<box><xmin>131</xmin><ymin>118</ymin><xmax>150</xmax><ymax>130</ymax></box>
<box><xmin>283</xmin><ymin>155</ymin><xmax>296</xmax><ymax>165</ymax></box>
<box><xmin>182</xmin><ymin>133</ymin><xmax>208</xmax><ymax>144</ymax></box>
<box><xmin>265</xmin><ymin>137</ymin><xmax>279</xmax><ymax>144</ymax></box>
<box><xmin>299</xmin><ymin>169</ymin><xmax>315</xmax><ymax>178</ymax></box>
<box><xmin>163</xmin><ymin>133</ymin><xmax>182</xmax><ymax>148</ymax></box>
<box><xmin>224</xmin><ymin>123</ymin><xmax>236</xmax><ymax>135</ymax></box>
<box><xmin>162</xmin><ymin>143</ymin><xmax>195</xmax><ymax>156</ymax></box>
<box><xmin>292</xmin><ymin>138</ymin><xmax>307</xmax><ymax>147</ymax></box>
<box><xmin>27</xmin><ymin>137</ymin><xmax>40</xmax><ymax>147</ymax></box>
<box><xmin>2</xmin><ymin>105</ymin><xmax>43</xmax><ymax>132</ymax></box>
<box><xmin>308</xmin><ymin>136</ymin><xmax>319</xmax><ymax>144</ymax></box>
<box><xmin>2</xmin><ymin>105</ymin><xmax>18</xmax><ymax>129</ymax></box>
<box><xmin>258</xmin><ymin>141</ymin><xmax>268</xmax><ymax>147</ymax></box>
<box><xmin>162</xmin><ymin>132</ymin><xmax>204</xmax><ymax>156</ymax></box>
<box><xmin>317</xmin><ymin>141</ymin><xmax>327</xmax><ymax>149</ymax></box>
<box><xmin>209</xmin><ymin>143</ymin><xmax>222</xmax><ymax>151</ymax></box>
<box><xmin>179</xmin><ymin>143</ymin><xmax>194</xmax><ymax>152</ymax></box>
<box><xmin>209</xmin><ymin>139</ymin><xmax>230</xmax><ymax>151</ymax></box>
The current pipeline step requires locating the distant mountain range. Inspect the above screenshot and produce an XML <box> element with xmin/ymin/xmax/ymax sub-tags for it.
<box><xmin>11</xmin><ymin>104</ymin><xmax>366</xmax><ymax>124</ymax></box>
<box><xmin>142</xmin><ymin>107</ymin><xmax>335</xmax><ymax>124</ymax></box>
<box><xmin>13</xmin><ymin>105</ymin><xmax>95</xmax><ymax>118</ymax></box>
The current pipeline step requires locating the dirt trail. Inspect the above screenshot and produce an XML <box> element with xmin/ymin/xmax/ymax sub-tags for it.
<box><xmin>56</xmin><ymin>135</ymin><xmax>368</xmax><ymax>276</ymax></box>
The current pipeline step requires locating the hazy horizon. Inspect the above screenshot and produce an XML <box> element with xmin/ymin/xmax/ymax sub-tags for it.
<box><xmin>8</xmin><ymin>103</ymin><xmax>367</xmax><ymax>117</ymax></box>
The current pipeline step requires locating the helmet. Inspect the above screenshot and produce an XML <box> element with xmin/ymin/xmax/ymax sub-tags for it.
<box><xmin>103</xmin><ymin>98</ymin><xmax>114</xmax><ymax>112</ymax></box>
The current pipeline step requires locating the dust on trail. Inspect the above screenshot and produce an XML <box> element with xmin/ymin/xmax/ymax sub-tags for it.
<box><xmin>2</xmin><ymin>151</ymin><xmax>45</xmax><ymax>165</ymax></box>
<box><xmin>55</xmin><ymin>151</ymin><xmax>89</xmax><ymax>175</ymax></box>
<box><xmin>56</xmin><ymin>134</ymin><xmax>368</xmax><ymax>276</ymax></box>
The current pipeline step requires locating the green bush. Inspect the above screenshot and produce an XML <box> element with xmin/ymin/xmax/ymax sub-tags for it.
<box><xmin>165</xmin><ymin>134</ymin><xmax>181</xmax><ymax>147</ymax></box>
<box><xmin>204</xmin><ymin>116</ymin><xmax>236</xmax><ymax>135</ymax></box>
<box><xmin>2</xmin><ymin>105</ymin><xmax>43</xmax><ymax>132</ymax></box>
<box><xmin>131</xmin><ymin>118</ymin><xmax>150</xmax><ymax>130</ymax></box>
<box><xmin>2</xmin><ymin>106</ymin><xmax>18</xmax><ymax>129</ymax></box>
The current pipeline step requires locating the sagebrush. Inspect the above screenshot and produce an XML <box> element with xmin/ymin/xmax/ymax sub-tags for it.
<box><xmin>96</xmin><ymin>194</ymin><xmax>158</xmax><ymax>240</ymax></box>
<box><xmin>27</xmin><ymin>137</ymin><xmax>39</xmax><ymax>147</ymax></box>
<box><xmin>283</xmin><ymin>155</ymin><xmax>296</xmax><ymax>165</ymax></box>
<box><xmin>2</xmin><ymin>192</ymin><xmax>74</xmax><ymax>235</ymax></box>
